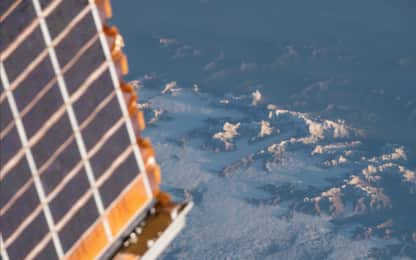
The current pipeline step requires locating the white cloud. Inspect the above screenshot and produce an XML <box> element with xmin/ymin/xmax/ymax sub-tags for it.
<box><xmin>258</xmin><ymin>120</ymin><xmax>274</xmax><ymax>138</ymax></box>
<box><xmin>213</xmin><ymin>122</ymin><xmax>241</xmax><ymax>150</ymax></box>
<box><xmin>162</xmin><ymin>81</ymin><xmax>182</xmax><ymax>95</ymax></box>
<box><xmin>311</xmin><ymin>141</ymin><xmax>361</xmax><ymax>155</ymax></box>
<box><xmin>251</xmin><ymin>90</ymin><xmax>262</xmax><ymax>106</ymax></box>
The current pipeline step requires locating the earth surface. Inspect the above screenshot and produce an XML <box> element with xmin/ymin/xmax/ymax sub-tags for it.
<box><xmin>113</xmin><ymin>1</ymin><xmax>416</xmax><ymax>259</ymax></box>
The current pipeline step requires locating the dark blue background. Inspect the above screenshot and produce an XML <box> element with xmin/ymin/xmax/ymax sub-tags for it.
<box><xmin>113</xmin><ymin>0</ymin><xmax>416</xmax><ymax>149</ymax></box>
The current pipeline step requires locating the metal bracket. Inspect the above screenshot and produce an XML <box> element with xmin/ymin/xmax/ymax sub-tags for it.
<box><xmin>112</xmin><ymin>199</ymin><xmax>193</xmax><ymax>260</ymax></box>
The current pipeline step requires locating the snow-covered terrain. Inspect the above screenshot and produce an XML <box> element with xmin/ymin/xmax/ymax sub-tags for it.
<box><xmin>112</xmin><ymin>1</ymin><xmax>416</xmax><ymax>258</ymax></box>
<box><xmin>136</xmin><ymin>84</ymin><xmax>415</xmax><ymax>259</ymax></box>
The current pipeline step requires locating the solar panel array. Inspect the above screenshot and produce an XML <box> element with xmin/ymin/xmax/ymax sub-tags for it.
<box><xmin>0</xmin><ymin>0</ymin><xmax>161</xmax><ymax>259</ymax></box>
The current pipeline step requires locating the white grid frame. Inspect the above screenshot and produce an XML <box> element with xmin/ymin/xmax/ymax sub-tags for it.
<box><xmin>88</xmin><ymin>0</ymin><xmax>153</xmax><ymax>199</ymax></box>
<box><xmin>0</xmin><ymin>62</ymin><xmax>64</xmax><ymax>258</ymax></box>
<box><xmin>0</xmin><ymin>235</ymin><xmax>10</xmax><ymax>260</ymax></box>
<box><xmin>31</xmin><ymin>0</ymin><xmax>113</xmax><ymax>243</ymax></box>
<box><xmin>1</xmin><ymin>0</ymin><xmax>156</xmax><ymax>257</ymax></box>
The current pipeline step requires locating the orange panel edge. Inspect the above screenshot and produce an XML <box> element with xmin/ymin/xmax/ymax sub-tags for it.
<box><xmin>66</xmin><ymin>222</ymin><xmax>109</xmax><ymax>260</ymax></box>
<box><xmin>99</xmin><ymin>0</ymin><xmax>162</xmax><ymax>198</ymax></box>
<box><xmin>106</xmin><ymin>175</ymin><xmax>151</xmax><ymax>237</ymax></box>
<box><xmin>72</xmin><ymin>1</ymin><xmax>192</xmax><ymax>259</ymax></box>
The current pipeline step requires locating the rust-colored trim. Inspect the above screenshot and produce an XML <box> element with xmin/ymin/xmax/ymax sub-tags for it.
<box><xmin>66</xmin><ymin>175</ymin><xmax>151</xmax><ymax>259</ymax></box>
<box><xmin>66</xmin><ymin>1</ymin><xmax>166</xmax><ymax>257</ymax></box>
<box><xmin>136</xmin><ymin>110</ymin><xmax>146</xmax><ymax>131</ymax></box>
<box><xmin>146</xmin><ymin>164</ymin><xmax>162</xmax><ymax>195</ymax></box>
<box><xmin>66</xmin><ymin>222</ymin><xmax>109</xmax><ymax>260</ymax></box>
<box><xmin>156</xmin><ymin>192</ymin><xmax>173</xmax><ymax>206</ymax></box>
<box><xmin>95</xmin><ymin>0</ymin><xmax>112</xmax><ymax>18</ymax></box>
<box><xmin>112</xmin><ymin>51</ymin><xmax>129</xmax><ymax>75</ymax></box>
<box><xmin>106</xmin><ymin>175</ymin><xmax>150</xmax><ymax>237</ymax></box>
<box><xmin>137</xmin><ymin>138</ymin><xmax>155</xmax><ymax>159</ymax></box>
<box><xmin>120</xmin><ymin>81</ymin><xmax>134</xmax><ymax>93</ymax></box>
<box><xmin>137</xmin><ymin>138</ymin><xmax>162</xmax><ymax>195</ymax></box>
<box><xmin>103</xmin><ymin>25</ymin><xmax>118</xmax><ymax>37</ymax></box>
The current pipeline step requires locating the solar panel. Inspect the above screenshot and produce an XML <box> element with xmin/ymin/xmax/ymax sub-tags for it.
<box><xmin>1</xmin><ymin>1</ymin><xmax>191</xmax><ymax>259</ymax></box>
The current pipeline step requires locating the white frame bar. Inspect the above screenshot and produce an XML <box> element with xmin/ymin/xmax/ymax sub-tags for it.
<box><xmin>31</xmin><ymin>0</ymin><xmax>113</xmax><ymax>242</ymax></box>
<box><xmin>0</xmin><ymin>235</ymin><xmax>10</xmax><ymax>260</ymax></box>
<box><xmin>88</xmin><ymin>0</ymin><xmax>153</xmax><ymax>199</ymax></box>
<box><xmin>0</xmin><ymin>63</ymin><xmax>64</xmax><ymax>258</ymax></box>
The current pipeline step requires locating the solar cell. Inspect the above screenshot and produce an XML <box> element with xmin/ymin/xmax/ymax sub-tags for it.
<box><xmin>100</xmin><ymin>153</ymin><xmax>140</xmax><ymax>207</ymax></box>
<box><xmin>0</xmin><ymin>1</ymin><xmax>36</xmax><ymax>53</ymax></box>
<box><xmin>39</xmin><ymin>140</ymin><xmax>81</xmax><ymax>194</ymax></box>
<box><xmin>45</xmin><ymin>0</ymin><xmax>89</xmax><ymax>39</ymax></box>
<box><xmin>1</xmin><ymin>0</ymin><xmax>189</xmax><ymax>258</ymax></box>
<box><xmin>63</xmin><ymin>39</ymin><xmax>106</xmax><ymax>95</ymax></box>
<box><xmin>72</xmin><ymin>69</ymin><xmax>114</xmax><ymax>124</ymax></box>
<box><xmin>35</xmin><ymin>241</ymin><xmax>59</xmax><ymax>260</ymax></box>
<box><xmin>90</xmin><ymin>124</ymin><xmax>131</xmax><ymax>179</ymax></box>
<box><xmin>58</xmin><ymin>197</ymin><xmax>98</xmax><ymax>252</ymax></box>
<box><xmin>0</xmin><ymin>157</ymin><xmax>32</xmax><ymax>211</ymax></box>
<box><xmin>12</xmin><ymin>57</ymin><xmax>55</xmax><ymax>111</ymax></box>
<box><xmin>82</xmin><ymin>95</ymin><xmax>123</xmax><ymax>150</ymax></box>
<box><xmin>31</xmin><ymin>113</ymin><xmax>73</xmax><ymax>167</ymax></box>
<box><xmin>3</xmin><ymin>27</ymin><xmax>45</xmax><ymax>83</ymax></box>
<box><xmin>0</xmin><ymin>99</ymin><xmax>14</xmax><ymax>132</ymax></box>
<box><xmin>1</xmin><ymin>128</ymin><xmax>21</xmax><ymax>165</ymax></box>
<box><xmin>38</xmin><ymin>0</ymin><xmax>55</xmax><ymax>9</ymax></box>
<box><xmin>0</xmin><ymin>0</ymin><xmax>18</xmax><ymax>18</ymax></box>
<box><xmin>21</xmin><ymin>83</ymin><xmax>63</xmax><ymax>138</ymax></box>
<box><xmin>2</xmin><ymin>184</ymin><xmax>40</xmax><ymax>241</ymax></box>
<box><xmin>55</xmin><ymin>12</ymin><xmax>97</xmax><ymax>67</ymax></box>
<box><xmin>49</xmin><ymin>169</ymin><xmax>90</xmax><ymax>222</ymax></box>
<box><xmin>6</xmin><ymin>213</ymin><xmax>49</xmax><ymax>259</ymax></box>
